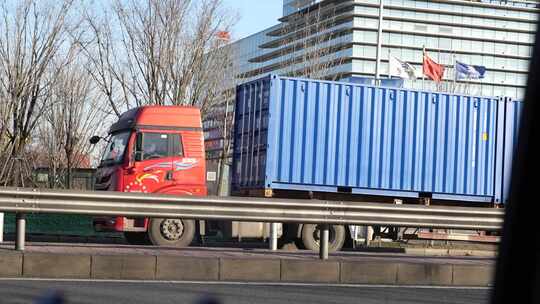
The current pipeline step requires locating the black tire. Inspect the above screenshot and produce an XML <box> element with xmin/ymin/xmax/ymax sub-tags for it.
<box><xmin>123</xmin><ymin>232</ymin><xmax>151</xmax><ymax>245</ymax></box>
<box><xmin>148</xmin><ymin>218</ymin><xmax>195</xmax><ymax>247</ymax></box>
<box><xmin>279</xmin><ymin>223</ymin><xmax>299</xmax><ymax>250</ymax></box>
<box><xmin>301</xmin><ymin>224</ymin><xmax>346</xmax><ymax>252</ymax></box>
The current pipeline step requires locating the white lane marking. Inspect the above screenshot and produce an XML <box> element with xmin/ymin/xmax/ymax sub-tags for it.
<box><xmin>0</xmin><ymin>278</ymin><xmax>490</xmax><ymax>289</ymax></box>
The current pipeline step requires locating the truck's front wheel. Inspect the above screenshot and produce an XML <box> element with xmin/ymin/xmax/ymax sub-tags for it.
<box><xmin>148</xmin><ymin>218</ymin><xmax>195</xmax><ymax>247</ymax></box>
<box><xmin>301</xmin><ymin>224</ymin><xmax>346</xmax><ymax>252</ymax></box>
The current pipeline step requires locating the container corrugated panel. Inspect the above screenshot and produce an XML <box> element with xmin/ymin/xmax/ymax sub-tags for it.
<box><xmin>499</xmin><ymin>98</ymin><xmax>523</xmax><ymax>204</ymax></box>
<box><xmin>232</xmin><ymin>75</ymin><xmax>522</xmax><ymax>204</ymax></box>
<box><xmin>233</xmin><ymin>77</ymin><xmax>272</xmax><ymax>189</ymax></box>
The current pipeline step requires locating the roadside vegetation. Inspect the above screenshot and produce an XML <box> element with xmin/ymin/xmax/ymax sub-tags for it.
<box><xmin>0</xmin><ymin>0</ymin><xmax>236</xmax><ymax>188</ymax></box>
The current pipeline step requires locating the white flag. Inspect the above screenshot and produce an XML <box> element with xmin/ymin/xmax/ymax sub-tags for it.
<box><xmin>389</xmin><ymin>56</ymin><xmax>418</xmax><ymax>80</ymax></box>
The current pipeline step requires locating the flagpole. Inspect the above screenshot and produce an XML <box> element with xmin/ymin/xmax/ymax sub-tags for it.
<box><xmin>375</xmin><ymin>0</ymin><xmax>384</xmax><ymax>85</ymax></box>
<box><xmin>452</xmin><ymin>54</ymin><xmax>457</xmax><ymax>93</ymax></box>
<box><xmin>422</xmin><ymin>46</ymin><xmax>425</xmax><ymax>91</ymax></box>
<box><xmin>479</xmin><ymin>69</ymin><xmax>484</xmax><ymax>96</ymax></box>
<box><xmin>437</xmin><ymin>48</ymin><xmax>446</xmax><ymax>92</ymax></box>
<box><xmin>388</xmin><ymin>49</ymin><xmax>391</xmax><ymax>79</ymax></box>
<box><xmin>437</xmin><ymin>48</ymin><xmax>441</xmax><ymax>92</ymax></box>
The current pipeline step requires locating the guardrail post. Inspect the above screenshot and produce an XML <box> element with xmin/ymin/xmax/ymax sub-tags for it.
<box><xmin>0</xmin><ymin>212</ymin><xmax>4</xmax><ymax>243</ymax></box>
<box><xmin>270</xmin><ymin>223</ymin><xmax>278</xmax><ymax>251</ymax></box>
<box><xmin>364</xmin><ymin>226</ymin><xmax>373</xmax><ymax>246</ymax></box>
<box><xmin>319</xmin><ymin>224</ymin><xmax>329</xmax><ymax>260</ymax></box>
<box><xmin>15</xmin><ymin>213</ymin><xmax>26</xmax><ymax>251</ymax></box>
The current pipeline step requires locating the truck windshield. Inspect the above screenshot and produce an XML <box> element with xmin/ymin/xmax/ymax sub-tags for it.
<box><xmin>99</xmin><ymin>131</ymin><xmax>130</xmax><ymax>167</ymax></box>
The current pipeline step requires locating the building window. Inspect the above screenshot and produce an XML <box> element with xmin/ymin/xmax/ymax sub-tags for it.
<box><xmin>517</xmin><ymin>74</ymin><xmax>528</xmax><ymax>86</ymax></box>
<box><xmin>483</xmin><ymin>41</ymin><xmax>495</xmax><ymax>54</ymax></box>
<box><xmin>494</xmin><ymin>71</ymin><xmax>505</xmax><ymax>83</ymax></box>
<box><xmin>462</xmin><ymin>40</ymin><xmax>472</xmax><ymax>52</ymax></box>
<box><xmin>364</xmin><ymin>31</ymin><xmax>377</xmax><ymax>43</ymax></box>
<box><xmin>390</xmin><ymin>33</ymin><xmax>402</xmax><ymax>44</ymax></box>
<box><xmin>505</xmin><ymin>73</ymin><xmax>517</xmax><ymax>85</ymax></box>
<box><xmin>439</xmin><ymin>38</ymin><xmax>451</xmax><ymax>49</ymax></box>
<box><xmin>482</xmin><ymin>85</ymin><xmax>494</xmax><ymax>97</ymax></box>
<box><xmin>483</xmin><ymin>55</ymin><xmax>494</xmax><ymax>68</ymax></box>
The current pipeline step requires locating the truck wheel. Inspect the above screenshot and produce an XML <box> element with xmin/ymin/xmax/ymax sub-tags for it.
<box><xmin>301</xmin><ymin>224</ymin><xmax>346</xmax><ymax>252</ymax></box>
<box><xmin>123</xmin><ymin>232</ymin><xmax>150</xmax><ymax>245</ymax></box>
<box><xmin>148</xmin><ymin>218</ymin><xmax>195</xmax><ymax>247</ymax></box>
<box><xmin>279</xmin><ymin>223</ymin><xmax>299</xmax><ymax>250</ymax></box>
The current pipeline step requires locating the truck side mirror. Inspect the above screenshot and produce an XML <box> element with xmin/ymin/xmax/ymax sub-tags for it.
<box><xmin>89</xmin><ymin>135</ymin><xmax>101</xmax><ymax>145</ymax></box>
<box><xmin>134</xmin><ymin>132</ymin><xmax>143</xmax><ymax>162</ymax></box>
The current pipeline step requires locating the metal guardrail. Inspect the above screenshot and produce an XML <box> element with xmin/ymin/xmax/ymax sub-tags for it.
<box><xmin>0</xmin><ymin>187</ymin><xmax>505</xmax><ymax>259</ymax></box>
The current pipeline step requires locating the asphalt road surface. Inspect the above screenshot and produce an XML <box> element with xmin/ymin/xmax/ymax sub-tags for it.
<box><xmin>0</xmin><ymin>279</ymin><xmax>490</xmax><ymax>304</ymax></box>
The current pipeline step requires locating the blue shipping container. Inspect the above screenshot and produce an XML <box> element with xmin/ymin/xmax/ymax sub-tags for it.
<box><xmin>232</xmin><ymin>75</ymin><xmax>522</xmax><ymax>204</ymax></box>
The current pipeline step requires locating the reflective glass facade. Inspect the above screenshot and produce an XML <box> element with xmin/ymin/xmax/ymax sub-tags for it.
<box><xmin>351</xmin><ymin>0</ymin><xmax>537</xmax><ymax>98</ymax></box>
<box><xmin>231</xmin><ymin>0</ymin><xmax>538</xmax><ymax>99</ymax></box>
<box><xmin>283</xmin><ymin>0</ymin><xmax>324</xmax><ymax>15</ymax></box>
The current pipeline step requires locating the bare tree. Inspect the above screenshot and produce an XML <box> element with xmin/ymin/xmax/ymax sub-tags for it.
<box><xmin>200</xmin><ymin>43</ymin><xmax>238</xmax><ymax>195</ymax></box>
<box><xmin>0</xmin><ymin>88</ymin><xmax>9</xmax><ymax>152</ymax></box>
<box><xmin>0</xmin><ymin>0</ymin><xmax>76</xmax><ymax>186</ymax></box>
<box><xmin>82</xmin><ymin>0</ymin><xmax>236</xmax><ymax>117</ymax></box>
<box><xmin>36</xmin><ymin>59</ymin><xmax>107</xmax><ymax>189</ymax></box>
<box><xmin>35</xmin><ymin>120</ymin><xmax>64</xmax><ymax>188</ymax></box>
<box><xmin>0</xmin><ymin>0</ymin><xmax>238</xmax><ymax>189</ymax></box>
<box><xmin>279</xmin><ymin>3</ymin><xmax>348</xmax><ymax>80</ymax></box>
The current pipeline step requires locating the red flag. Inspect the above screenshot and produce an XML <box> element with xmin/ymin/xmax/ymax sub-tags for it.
<box><xmin>216</xmin><ymin>31</ymin><xmax>231</xmax><ymax>42</ymax></box>
<box><xmin>423</xmin><ymin>52</ymin><xmax>445</xmax><ymax>82</ymax></box>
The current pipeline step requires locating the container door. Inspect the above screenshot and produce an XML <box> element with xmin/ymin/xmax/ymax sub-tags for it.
<box><xmin>232</xmin><ymin>77</ymin><xmax>271</xmax><ymax>191</ymax></box>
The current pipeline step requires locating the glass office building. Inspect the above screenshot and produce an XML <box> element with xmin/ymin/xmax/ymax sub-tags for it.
<box><xmin>231</xmin><ymin>0</ymin><xmax>538</xmax><ymax>99</ymax></box>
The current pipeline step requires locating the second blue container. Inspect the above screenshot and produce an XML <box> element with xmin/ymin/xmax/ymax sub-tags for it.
<box><xmin>232</xmin><ymin>75</ymin><xmax>522</xmax><ymax>204</ymax></box>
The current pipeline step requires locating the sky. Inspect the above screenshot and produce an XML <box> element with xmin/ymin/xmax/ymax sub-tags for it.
<box><xmin>223</xmin><ymin>0</ymin><xmax>283</xmax><ymax>40</ymax></box>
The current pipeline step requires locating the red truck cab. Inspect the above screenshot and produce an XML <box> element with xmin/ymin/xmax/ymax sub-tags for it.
<box><xmin>92</xmin><ymin>106</ymin><xmax>207</xmax><ymax>246</ymax></box>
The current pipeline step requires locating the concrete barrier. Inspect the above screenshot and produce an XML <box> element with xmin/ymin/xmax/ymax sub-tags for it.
<box><xmin>281</xmin><ymin>260</ymin><xmax>340</xmax><ymax>283</ymax></box>
<box><xmin>0</xmin><ymin>251</ymin><xmax>495</xmax><ymax>286</ymax></box>
<box><xmin>397</xmin><ymin>263</ymin><xmax>453</xmax><ymax>286</ymax></box>
<box><xmin>340</xmin><ymin>262</ymin><xmax>398</xmax><ymax>284</ymax></box>
<box><xmin>220</xmin><ymin>258</ymin><xmax>280</xmax><ymax>282</ymax></box>
<box><xmin>0</xmin><ymin>252</ymin><xmax>22</xmax><ymax>277</ymax></box>
<box><xmin>452</xmin><ymin>265</ymin><xmax>494</xmax><ymax>286</ymax></box>
<box><xmin>92</xmin><ymin>255</ymin><xmax>156</xmax><ymax>280</ymax></box>
<box><xmin>23</xmin><ymin>254</ymin><xmax>91</xmax><ymax>278</ymax></box>
<box><xmin>157</xmin><ymin>257</ymin><xmax>219</xmax><ymax>281</ymax></box>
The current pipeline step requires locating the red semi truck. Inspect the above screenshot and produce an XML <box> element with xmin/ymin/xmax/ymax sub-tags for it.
<box><xmin>91</xmin><ymin>106</ymin><xmax>209</xmax><ymax>246</ymax></box>
<box><xmin>92</xmin><ymin>72</ymin><xmax>515</xmax><ymax>248</ymax></box>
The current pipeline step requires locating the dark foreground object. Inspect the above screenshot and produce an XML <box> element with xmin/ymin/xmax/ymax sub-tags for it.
<box><xmin>491</xmin><ymin>14</ymin><xmax>540</xmax><ymax>304</ymax></box>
